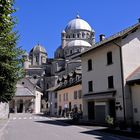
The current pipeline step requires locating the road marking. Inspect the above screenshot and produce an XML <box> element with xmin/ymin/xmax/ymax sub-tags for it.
<box><xmin>11</xmin><ymin>116</ymin><xmax>48</xmax><ymax>120</ymax></box>
<box><xmin>29</xmin><ymin>117</ymin><xmax>32</xmax><ymax>119</ymax></box>
<box><xmin>13</xmin><ymin>117</ymin><xmax>16</xmax><ymax>120</ymax></box>
<box><xmin>34</xmin><ymin>117</ymin><xmax>37</xmax><ymax>119</ymax></box>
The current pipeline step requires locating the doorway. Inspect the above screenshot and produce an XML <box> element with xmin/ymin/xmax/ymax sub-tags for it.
<box><xmin>17</xmin><ymin>100</ymin><xmax>23</xmax><ymax>113</ymax></box>
<box><xmin>109</xmin><ymin>100</ymin><xmax>116</xmax><ymax>119</ymax></box>
<box><xmin>88</xmin><ymin>101</ymin><xmax>95</xmax><ymax>120</ymax></box>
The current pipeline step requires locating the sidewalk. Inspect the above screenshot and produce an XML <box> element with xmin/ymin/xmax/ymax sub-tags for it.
<box><xmin>0</xmin><ymin>118</ymin><xmax>9</xmax><ymax>139</ymax></box>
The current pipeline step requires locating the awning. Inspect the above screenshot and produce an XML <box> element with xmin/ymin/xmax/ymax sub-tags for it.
<box><xmin>83</xmin><ymin>89</ymin><xmax>116</xmax><ymax>100</ymax></box>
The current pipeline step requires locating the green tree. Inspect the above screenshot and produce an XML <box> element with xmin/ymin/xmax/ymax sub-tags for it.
<box><xmin>0</xmin><ymin>0</ymin><xmax>24</xmax><ymax>102</ymax></box>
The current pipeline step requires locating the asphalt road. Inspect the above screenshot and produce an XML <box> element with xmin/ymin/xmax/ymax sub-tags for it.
<box><xmin>1</xmin><ymin>113</ymin><xmax>139</xmax><ymax>140</ymax></box>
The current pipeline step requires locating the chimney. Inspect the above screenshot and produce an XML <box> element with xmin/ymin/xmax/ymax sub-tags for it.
<box><xmin>138</xmin><ymin>18</ymin><xmax>140</xmax><ymax>23</ymax></box>
<box><xmin>99</xmin><ymin>34</ymin><xmax>105</xmax><ymax>41</ymax></box>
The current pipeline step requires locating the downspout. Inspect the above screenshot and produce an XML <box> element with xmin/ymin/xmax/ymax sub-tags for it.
<box><xmin>113</xmin><ymin>41</ymin><xmax>126</xmax><ymax>122</ymax></box>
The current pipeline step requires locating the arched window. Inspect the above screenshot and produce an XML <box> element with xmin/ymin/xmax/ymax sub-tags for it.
<box><xmin>70</xmin><ymin>50</ymin><xmax>73</xmax><ymax>54</ymax></box>
<box><xmin>87</xmin><ymin>33</ymin><xmax>89</xmax><ymax>38</ymax></box>
<box><xmin>73</xmin><ymin>34</ymin><xmax>75</xmax><ymax>38</ymax></box>
<box><xmin>77</xmin><ymin>33</ymin><xmax>80</xmax><ymax>38</ymax></box>
<box><xmin>35</xmin><ymin>55</ymin><xmax>39</xmax><ymax>63</ymax></box>
<box><xmin>33</xmin><ymin>75</ymin><xmax>37</xmax><ymax>79</ymax></box>
<box><xmin>82</xmin><ymin>32</ymin><xmax>85</xmax><ymax>38</ymax></box>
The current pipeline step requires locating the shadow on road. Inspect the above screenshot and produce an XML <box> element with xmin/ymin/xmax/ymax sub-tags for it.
<box><xmin>80</xmin><ymin>128</ymin><xmax>140</xmax><ymax>139</ymax></box>
<box><xmin>80</xmin><ymin>129</ymin><xmax>110</xmax><ymax>140</ymax></box>
<box><xmin>35</xmin><ymin>119</ymin><xmax>71</xmax><ymax>127</ymax></box>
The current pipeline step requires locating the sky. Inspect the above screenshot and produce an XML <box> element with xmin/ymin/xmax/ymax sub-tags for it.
<box><xmin>15</xmin><ymin>0</ymin><xmax>140</xmax><ymax>58</ymax></box>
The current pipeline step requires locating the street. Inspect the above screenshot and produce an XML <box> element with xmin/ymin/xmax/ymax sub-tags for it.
<box><xmin>1</xmin><ymin>113</ymin><xmax>139</xmax><ymax>140</ymax></box>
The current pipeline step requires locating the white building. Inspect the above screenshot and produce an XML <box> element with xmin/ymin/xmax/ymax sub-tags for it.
<box><xmin>80</xmin><ymin>20</ymin><xmax>140</xmax><ymax>124</ymax></box>
<box><xmin>10</xmin><ymin>78</ymin><xmax>42</xmax><ymax>114</ymax></box>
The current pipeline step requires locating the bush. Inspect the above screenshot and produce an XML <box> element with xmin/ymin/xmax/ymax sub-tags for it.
<box><xmin>106</xmin><ymin>115</ymin><xmax>114</xmax><ymax>126</ymax></box>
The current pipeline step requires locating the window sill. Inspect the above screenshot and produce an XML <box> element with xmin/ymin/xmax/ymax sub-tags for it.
<box><xmin>107</xmin><ymin>62</ymin><xmax>113</xmax><ymax>66</ymax></box>
<box><xmin>87</xmin><ymin>69</ymin><xmax>92</xmax><ymax>72</ymax></box>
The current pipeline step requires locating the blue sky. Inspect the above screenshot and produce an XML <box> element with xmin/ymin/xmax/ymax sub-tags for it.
<box><xmin>15</xmin><ymin>0</ymin><xmax>140</xmax><ymax>58</ymax></box>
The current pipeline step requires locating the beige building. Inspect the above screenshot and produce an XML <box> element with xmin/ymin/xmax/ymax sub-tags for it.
<box><xmin>57</xmin><ymin>84</ymin><xmax>82</xmax><ymax>117</ymax></box>
<box><xmin>80</xmin><ymin>20</ymin><xmax>140</xmax><ymax>124</ymax></box>
<box><xmin>48</xmin><ymin>69</ymin><xmax>83</xmax><ymax>116</ymax></box>
<box><xmin>127</xmin><ymin>67</ymin><xmax>140</xmax><ymax>123</ymax></box>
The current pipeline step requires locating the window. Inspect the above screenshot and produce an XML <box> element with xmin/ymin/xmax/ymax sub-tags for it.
<box><xmin>70</xmin><ymin>50</ymin><xmax>73</xmax><ymax>54</ymax></box>
<box><xmin>66</xmin><ymin>93</ymin><xmax>68</xmax><ymax>101</ymax></box>
<box><xmin>33</xmin><ymin>75</ymin><xmax>37</xmax><ymax>79</ymax></box>
<box><xmin>46</xmin><ymin>84</ymin><xmax>49</xmax><ymax>89</ymax></box>
<box><xmin>88</xmin><ymin>59</ymin><xmax>92</xmax><ymax>71</ymax></box>
<box><xmin>82</xmin><ymin>32</ymin><xmax>85</xmax><ymax>38</ymax></box>
<box><xmin>74</xmin><ymin>91</ymin><xmax>77</xmax><ymax>99</ymax></box>
<box><xmin>88</xmin><ymin>81</ymin><xmax>93</xmax><ymax>92</ymax></box>
<box><xmin>107</xmin><ymin>52</ymin><xmax>113</xmax><ymax>65</ymax></box>
<box><xmin>64</xmin><ymin>80</ymin><xmax>67</xmax><ymax>85</ymax></box>
<box><xmin>63</xmin><ymin>94</ymin><xmax>65</xmax><ymax>101</ymax></box>
<box><xmin>78</xmin><ymin>90</ymin><xmax>82</xmax><ymax>99</ymax></box>
<box><xmin>54</xmin><ymin>93</ymin><xmax>57</xmax><ymax>99</ymax></box>
<box><xmin>79</xmin><ymin>104</ymin><xmax>82</xmax><ymax>110</ymax></box>
<box><xmin>54</xmin><ymin>103</ymin><xmax>57</xmax><ymax>108</ymax></box>
<box><xmin>69</xmin><ymin>78</ymin><xmax>73</xmax><ymax>83</ymax></box>
<box><xmin>35</xmin><ymin>55</ymin><xmax>39</xmax><ymax>63</ymax></box>
<box><xmin>87</xmin><ymin>33</ymin><xmax>89</xmax><ymax>38</ymax></box>
<box><xmin>108</xmin><ymin>76</ymin><xmax>114</xmax><ymax>88</ymax></box>
<box><xmin>59</xmin><ymin>94</ymin><xmax>61</xmax><ymax>102</ymax></box>
<box><xmin>77</xmin><ymin>33</ymin><xmax>80</xmax><ymax>38</ymax></box>
<box><xmin>73</xmin><ymin>34</ymin><xmax>75</xmax><ymax>38</ymax></box>
<box><xmin>76</xmin><ymin>75</ymin><xmax>79</xmax><ymax>81</ymax></box>
<box><xmin>77</xmin><ymin>49</ymin><xmax>80</xmax><ymax>52</ymax></box>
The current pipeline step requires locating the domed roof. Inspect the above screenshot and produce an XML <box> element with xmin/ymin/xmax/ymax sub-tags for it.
<box><xmin>30</xmin><ymin>44</ymin><xmax>47</xmax><ymax>53</ymax></box>
<box><xmin>65</xmin><ymin>15</ymin><xmax>92</xmax><ymax>32</ymax></box>
<box><xmin>55</xmin><ymin>46</ymin><xmax>63</xmax><ymax>52</ymax></box>
<box><xmin>54</xmin><ymin>46</ymin><xmax>64</xmax><ymax>58</ymax></box>
<box><xmin>67</xmin><ymin>40</ymin><xmax>91</xmax><ymax>47</ymax></box>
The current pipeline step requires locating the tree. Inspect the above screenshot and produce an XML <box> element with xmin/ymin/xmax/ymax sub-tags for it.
<box><xmin>0</xmin><ymin>0</ymin><xmax>24</xmax><ymax>102</ymax></box>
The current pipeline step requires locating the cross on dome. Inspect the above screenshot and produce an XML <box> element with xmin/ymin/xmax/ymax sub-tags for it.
<box><xmin>76</xmin><ymin>12</ymin><xmax>80</xmax><ymax>18</ymax></box>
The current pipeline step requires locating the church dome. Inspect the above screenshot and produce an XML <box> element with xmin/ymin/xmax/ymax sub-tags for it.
<box><xmin>67</xmin><ymin>40</ymin><xmax>91</xmax><ymax>47</ymax></box>
<box><xmin>30</xmin><ymin>44</ymin><xmax>47</xmax><ymax>54</ymax></box>
<box><xmin>54</xmin><ymin>46</ymin><xmax>64</xmax><ymax>58</ymax></box>
<box><xmin>65</xmin><ymin>15</ymin><xmax>92</xmax><ymax>32</ymax></box>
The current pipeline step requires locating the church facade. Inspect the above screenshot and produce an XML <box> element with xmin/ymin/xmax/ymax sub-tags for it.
<box><xmin>44</xmin><ymin>15</ymin><xmax>95</xmax><ymax>115</ymax></box>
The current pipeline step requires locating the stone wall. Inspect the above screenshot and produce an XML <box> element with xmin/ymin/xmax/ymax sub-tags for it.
<box><xmin>0</xmin><ymin>102</ymin><xmax>9</xmax><ymax>119</ymax></box>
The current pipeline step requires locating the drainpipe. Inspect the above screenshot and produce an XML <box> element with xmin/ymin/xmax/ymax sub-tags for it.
<box><xmin>113</xmin><ymin>41</ymin><xmax>126</xmax><ymax>122</ymax></box>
